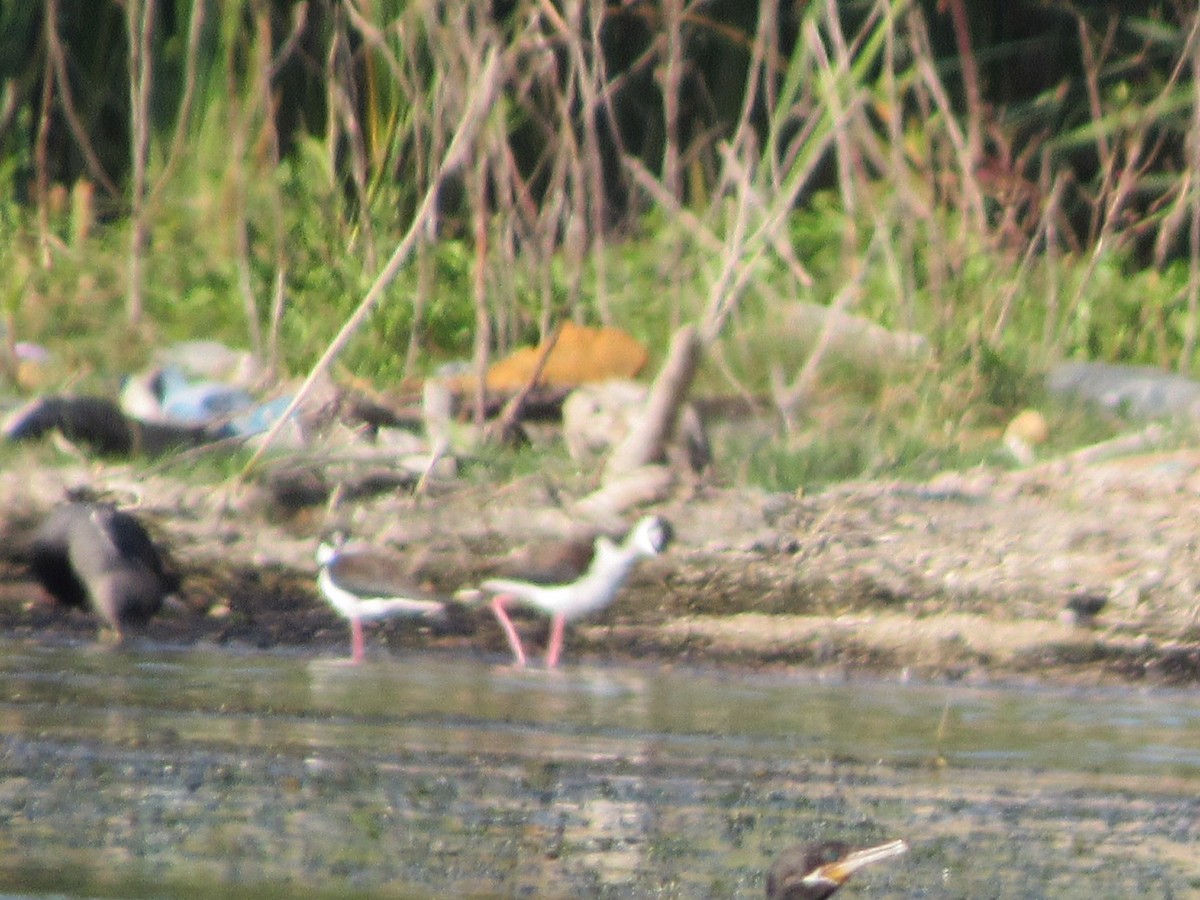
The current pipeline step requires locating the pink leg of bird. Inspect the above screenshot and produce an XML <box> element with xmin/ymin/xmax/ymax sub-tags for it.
<box><xmin>490</xmin><ymin>595</ymin><xmax>528</xmax><ymax>667</ymax></box>
<box><xmin>544</xmin><ymin>613</ymin><xmax>567</xmax><ymax>669</ymax></box>
<box><xmin>349</xmin><ymin>618</ymin><xmax>366</xmax><ymax>664</ymax></box>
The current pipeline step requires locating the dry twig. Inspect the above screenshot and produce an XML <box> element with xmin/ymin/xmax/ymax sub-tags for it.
<box><xmin>240</xmin><ymin>45</ymin><xmax>505</xmax><ymax>477</ymax></box>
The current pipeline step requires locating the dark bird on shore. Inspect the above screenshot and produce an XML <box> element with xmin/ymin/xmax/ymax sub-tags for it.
<box><xmin>316</xmin><ymin>536</ymin><xmax>450</xmax><ymax>664</ymax></box>
<box><xmin>766</xmin><ymin>839</ymin><xmax>908</xmax><ymax>899</ymax></box>
<box><xmin>1061</xmin><ymin>592</ymin><xmax>1107</xmax><ymax>628</ymax></box>
<box><xmin>28</xmin><ymin>502</ymin><xmax>180</xmax><ymax>638</ymax></box>
<box><xmin>478</xmin><ymin>515</ymin><xmax>673</xmax><ymax>669</ymax></box>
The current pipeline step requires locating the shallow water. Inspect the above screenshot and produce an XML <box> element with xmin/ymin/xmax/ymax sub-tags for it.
<box><xmin>0</xmin><ymin>641</ymin><xmax>1198</xmax><ymax>898</ymax></box>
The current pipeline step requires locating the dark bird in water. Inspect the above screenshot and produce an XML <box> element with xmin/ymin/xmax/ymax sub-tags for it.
<box><xmin>478</xmin><ymin>515</ymin><xmax>673</xmax><ymax>669</ymax></box>
<box><xmin>28</xmin><ymin>502</ymin><xmax>179</xmax><ymax>638</ymax></box>
<box><xmin>766</xmin><ymin>839</ymin><xmax>908</xmax><ymax>899</ymax></box>
<box><xmin>316</xmin><ymin>536</ymin><xmax>450</xmax><ymax>664</ymax></box>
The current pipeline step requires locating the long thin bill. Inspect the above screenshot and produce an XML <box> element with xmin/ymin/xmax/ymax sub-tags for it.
<box><xmin>805</xmin><ymin>838</ymin><xmax>909</xmax><ymax>887</ymax></box>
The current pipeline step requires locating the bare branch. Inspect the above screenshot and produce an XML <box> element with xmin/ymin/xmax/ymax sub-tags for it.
<box><xmin>240</xmin><ymin>45</ymin><xmax>505</xmax><ymax>476</ymax></box>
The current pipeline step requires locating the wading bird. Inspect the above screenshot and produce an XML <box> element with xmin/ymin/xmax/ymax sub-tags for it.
<box><xmin>480</xmin><ymin>515</ymin><xmax>673</xmax><ymax>669</ymax></box>
<box><xmin>316</xmin><ymin>536</ymin><xmax>449</xmax><ymax>664</ymax></box>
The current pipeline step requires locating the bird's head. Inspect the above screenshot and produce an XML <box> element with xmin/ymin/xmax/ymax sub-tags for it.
<box><xmin>767</xmin><ymin>839</ymin><xmax>908</xmax><ymax>899</ymax></box>
<box><xmin>316</xmin><ymin>530</ymin><xmax>352</xmax><ymax>567</ymax></box>
<box><xmin>630</xmin><ymin>515</ymin><xmax>673</xmax><ymax>557</ymax></box>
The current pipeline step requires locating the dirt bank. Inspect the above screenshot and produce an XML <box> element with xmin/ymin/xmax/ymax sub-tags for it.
<box><xmin>3</xmin><ymin>441</ymin><xmax>1200</xmax><ymax>686</ymax></box>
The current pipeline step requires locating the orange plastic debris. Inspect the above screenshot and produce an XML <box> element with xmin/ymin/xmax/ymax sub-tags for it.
<box><xmin>483</xmin><ymin>321</ymin><xmax>648</xmax><ymax>392</ymax></box>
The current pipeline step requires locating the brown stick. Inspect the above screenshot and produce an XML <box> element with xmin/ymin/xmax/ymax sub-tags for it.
<box><xmin>470</xmin><ymin>152</ymin><xmax>492</xmax><ymax>431</ymax></box>
<box><xmin>486</xmin><ymin>323</ymin><xmax>564</xmax><ymax>446</ymax></box>
<box><xmin>43</xmin><ymin>0</ymin><xmax>120</xmax><ymax>197</ymax></box>
<box><xmin>604</xmin><ymin>324</ymin><xmax>702</xmax><ymax>480</ymax></box>
<box><xmin>33</xmin><ymin>20</ymin><xmax>53</xmax><ymax>269</ymax></box>
<box><xmin>125</xmin><ymin>0</ymin><xmax>156</xmax><ymax>324</ymax></box>
<box><xmin>941</xmin><ymin>0</ymin><xmax>982</xmax><ymax>167</ymax></box>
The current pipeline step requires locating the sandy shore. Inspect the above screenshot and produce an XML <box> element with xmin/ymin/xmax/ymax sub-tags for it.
<box><xmin>3</xmin><ymin>442</ymin><xmax>1200</xmax><ymax>686</ymax></box>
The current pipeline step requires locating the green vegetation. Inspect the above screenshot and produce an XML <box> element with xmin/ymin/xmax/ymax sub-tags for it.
<box><xmin>3</xmin><ymin>1</ymin><xmax>1199</xmax><ymax>491</ymax></box>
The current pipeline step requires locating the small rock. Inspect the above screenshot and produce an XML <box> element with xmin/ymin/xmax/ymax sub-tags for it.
<box><xmin>1003</xmin><ymin>409</ymin><xmax>1049</xmax><ymax>466</ymax></box>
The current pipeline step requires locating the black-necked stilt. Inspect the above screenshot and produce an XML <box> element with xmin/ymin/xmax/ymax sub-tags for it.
<box><xmin>766</xmin><ymin>839</ymin><xmax>908</xmax><ymax>899</ymax></box>
<box><xmin>28</xmin><ymin>502</ymin><xmax>179</xmax><ymax>638</ymax></box>
<box><xmin>480</xmin><ymin>515</ymin><xmax>673</xmax><ymax>669</ymax></box>
<box><xmin>315</xmin><ymin>537</ymin><xmax>448</xmax><ymax>664</ymax></box>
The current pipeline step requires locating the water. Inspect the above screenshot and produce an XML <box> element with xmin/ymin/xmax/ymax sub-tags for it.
<box><xmin>0</xmin><ymin>641</ymin><xmax>1198</xmax><ymax>897</ymax></box>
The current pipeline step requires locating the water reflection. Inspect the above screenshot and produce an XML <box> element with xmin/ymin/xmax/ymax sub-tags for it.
<box><xmin>0</xmin><ymin>641</ymin><xmax>1198</xmax><ymax>896</ymax></box>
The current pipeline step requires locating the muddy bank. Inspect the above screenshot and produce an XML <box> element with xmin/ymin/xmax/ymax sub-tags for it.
<box><xmin>4</xmin><ymin>443</ymin><xmax>1200</xmax><ymax>686</ymax></box>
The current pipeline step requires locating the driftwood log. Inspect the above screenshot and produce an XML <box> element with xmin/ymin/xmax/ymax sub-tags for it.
<box><xmin>3</xmin><ymin>395</ymin><xmax>214</xmax><ymax>456</ymax></box>
<box><xmin>603</xmin><ymin>324</ymin><xmax>703</xmax><ymax>481</ymax></box>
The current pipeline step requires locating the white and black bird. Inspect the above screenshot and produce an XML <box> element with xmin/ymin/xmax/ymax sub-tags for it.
<box><xmin>315</xmin><ymin>536</ymin><xmax>449</xmax><ymax>664</ymax></box>
<box><xmin>479</xmin><ymin>515</ymin><xmax>673</xmax><ymax>669</ymax></box>
<box><xmin>27</xmin><ymin>502</ymin><xmax>179</xmax><ymax>638</ymax></box>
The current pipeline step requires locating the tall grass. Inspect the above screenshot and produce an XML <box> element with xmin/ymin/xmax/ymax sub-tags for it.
<box><xmin>5</xmin><ymin>0</ymin><xmax>1200</xmax><ymax>486</ymax></box>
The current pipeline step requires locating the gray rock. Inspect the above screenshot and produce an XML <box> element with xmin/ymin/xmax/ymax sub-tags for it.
<box><xmin>1046</xmin><ymin>361</ymin><xmax>1200</xmax><ymax>420</ymax></box>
